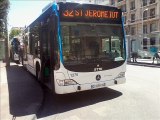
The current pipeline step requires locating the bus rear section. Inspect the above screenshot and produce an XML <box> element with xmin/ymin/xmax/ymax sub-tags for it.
<box><xmin>10</xmin><ymin>37</ymin><xmax>20</xmax><ymax>63</ymax></box>
<box><xmin>53</xmin><ymin>2</ymin><xmax>126</xmax><ymax>94</ymax></box>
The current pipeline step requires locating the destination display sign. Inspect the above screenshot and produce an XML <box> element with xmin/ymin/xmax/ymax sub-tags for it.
<box><xmin>59</xmin><ymin>3</ymin><xmax>122</xmax><ymax>23</ymax></box>
<box><xmin>63</xmin><ymin>10</ymin><xmax>119</xmax><ymax>19</ymax></box>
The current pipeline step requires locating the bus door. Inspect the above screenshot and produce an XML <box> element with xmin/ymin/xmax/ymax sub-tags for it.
<box><xmin>40</xmin><ymin>14</ymin><xmax>58</xmax><ymax>90</ymax></box>
<box><xmin>48</xmin><ymin>14</ymin><xmax>59</xmax><ymax>71</ymax></box>
<box><xmin>47</xmin><ymin>14</ymin><xmax>59</xmax><ymax>91</ymax></box>
<box><xmin>40</xmin><ymin>24</ymin><xmax>50</xmax><ymax>82</ymax></box>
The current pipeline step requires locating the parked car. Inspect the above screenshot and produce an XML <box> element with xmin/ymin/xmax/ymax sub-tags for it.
<box><xmin>138</xmin><ymin>50</ymin><xmax>153</xmax><ymax>59</ymax></box>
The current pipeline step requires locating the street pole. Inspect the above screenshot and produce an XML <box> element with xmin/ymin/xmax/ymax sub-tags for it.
<box><xmin>126</xmin><ymin>35</ymin><xmax>131</xmax><ymax>62</ymax></box>
<box><xmin>141</xmin><ymin>0</ymin><xmax>143</xmax><ymax>51</ymax></box>
<box><xmin>4</xmin><ymin>17</ymin><xmax>10</xmax><ymax>67</ymax></box>
<box><xmin>141</xmin><ymin>0</ymin><xmax>148</xmax><ymax>51</ymax></box>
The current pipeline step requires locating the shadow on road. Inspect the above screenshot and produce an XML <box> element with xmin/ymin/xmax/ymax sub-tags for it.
<box><xmin>6</xmin><ymin>64</ymin><xmax>122</xmax><ymax>119</ymax></box>
<box><xmin>6</xmin><ymin>65</ymin><xmax>43</xmax><ymax>117</ymax></box>
<box><xmin>36</xmin><ymin>87</ymin><xmax>122</xmax><ymax>119</ymax></box>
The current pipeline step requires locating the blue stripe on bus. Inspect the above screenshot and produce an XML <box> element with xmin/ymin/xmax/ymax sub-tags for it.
<box><xmin>121</xmin><ymin>16</ymin><xmax>127</xmax><ymax>61</ymax></box>
<box><xmin>52</xmin><ymin>3</ymin><xmax>64</xmax><ymax>63</ymax></box>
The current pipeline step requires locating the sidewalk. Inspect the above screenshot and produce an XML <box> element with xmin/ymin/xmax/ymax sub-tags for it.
<box><xmin>0</xmin><ymin>61</ymin><xmax>6</xmax><ymax>68</ymax></box>
<box><xmin>0</xmin><ymin>61</ymin><xmax>36</xmax><ymax>120</ymax></box>
<box><xmin>137</xmin><ymin>58</ymin><xmax>155</xmax><ymax>64</ymax></box>
<box><xmin>127</xmin><ymin>58</ymin><xmax>160</xmax><ymax>67</ymax></box>
<box><xmin>0</xmin><ymin>61</ymin><xmax>12</xmax><ymax>120</ymax></box>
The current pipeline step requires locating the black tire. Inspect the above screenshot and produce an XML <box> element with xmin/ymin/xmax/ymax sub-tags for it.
<box><xmin>15</xmin><ymin>60</ymin><xmax>20</xmax><ymax>64</ymax></box>
<box><xmin>36</xmin><ymin>64</ymin><xmax>40</xmax><ymax>81</ymax></box>
<box><xmin>10</xmin><ymin>51</ymin><xmax>12</xmax><ymax>59</ymax></box>
<box><xmin>19</xmin><ymin>56</ymin><xmax>24</xmax><ymax>65</ymax></box>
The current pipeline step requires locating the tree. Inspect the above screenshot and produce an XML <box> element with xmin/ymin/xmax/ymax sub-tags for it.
<box><xmin>0</xmin><ymin>0</ymin><xmax>10</xmax><ymax>32</ymax></box>
<box><xmin>0</xmin><ymin>0</ymin><xmax>10</xmax><ymax>66</ymax></box>
<box><xmin>9</xmin><ymin>29</ymin><xmax>21</xmax><ymax>40</ymax></box>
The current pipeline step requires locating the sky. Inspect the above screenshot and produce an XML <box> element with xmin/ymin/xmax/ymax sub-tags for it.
<box><xmin>8</xmin><ymin>0</ymin><xmax>53</xmax><ymax>31</ymax></box>
<box><xmin>8</xmin><ymin>0</ymin><xmax>85</xmax><ymax>31</ymax></box>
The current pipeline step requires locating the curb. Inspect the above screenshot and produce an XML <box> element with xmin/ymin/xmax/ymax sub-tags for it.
<box><xmin>0</xmin><ymin>61</ymin><xmax>6</xmax><ymax>68</ymax></box>
<box><xmin>127</xmin><ymin>62</ymin><xmax>160</xmax><ymax>68</ymax></box>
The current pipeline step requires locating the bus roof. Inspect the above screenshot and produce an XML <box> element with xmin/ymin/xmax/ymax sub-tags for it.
<box><xmin>58</xmin><ymin>2</ymin><xmax>119</xmax><ymax>9</ymax></box>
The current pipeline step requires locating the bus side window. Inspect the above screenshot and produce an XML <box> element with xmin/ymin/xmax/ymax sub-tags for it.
<box><xmin>42</xmin><ymin>29</ymin><xmax>48</xmax><ymax>56</ymax></box>
<box><xmin>29</xmin><ymin>33</ymin><xmax>34</xmax><ymax>55</ymax></box>
<box><xmin>50</xmin><ymin>30</ymin><xmax>59</xmax><ymax>70</ymax></box>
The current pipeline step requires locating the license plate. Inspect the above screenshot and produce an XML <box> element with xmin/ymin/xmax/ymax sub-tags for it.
<box><xmin>91</xmin><ymin>83</ymin><xmax>106</xmax><ymax>89</ymax></box>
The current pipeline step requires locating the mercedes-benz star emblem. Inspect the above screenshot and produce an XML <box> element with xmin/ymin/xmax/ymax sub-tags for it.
<box><xmin>96</xmin><ymin>74</ymin><xmax>101</xmax><ymax>81</ymax></box>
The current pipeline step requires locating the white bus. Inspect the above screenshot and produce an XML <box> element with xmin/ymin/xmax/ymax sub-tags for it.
<box><xmin>22</xmin><ymin>2</ymin><xmax>126</xmax><ymax>94</ymax></box>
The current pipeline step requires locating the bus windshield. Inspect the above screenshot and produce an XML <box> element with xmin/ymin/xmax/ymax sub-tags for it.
<box><xmin>61</xmin><ymin>22</ymin><xmax>125</xmax><ymax>72</ymax></box>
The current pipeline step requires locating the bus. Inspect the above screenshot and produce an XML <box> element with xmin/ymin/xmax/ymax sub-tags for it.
<box><xmin>10</xmin><ymin>37</ymin><xmax>20</xmax><ymax>62</ymax></box>
<box><xmin>22</xmin><ymin>2</ymin><xmax>126</xmax><ymax>94</ymax></box>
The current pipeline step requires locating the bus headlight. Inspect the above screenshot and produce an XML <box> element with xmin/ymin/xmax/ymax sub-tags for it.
<box><xmin>56</xmin><ymin>79</ymin><xmax>78</xmax><ymax>86</ymax></box>
<box><xmin>116</xmin><ymin>72</ymin><xmax>125</xmax><ymax>78</ymax></box>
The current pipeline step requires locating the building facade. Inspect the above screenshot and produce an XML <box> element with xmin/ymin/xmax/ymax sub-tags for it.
<box><xmin>50</xmin><ymin>0</ymin><xmax>160</xmax><ymax>59</ymax></box>
<box><xmin>99</xmin><ymin>0</ymin><xmax>160</xmax><ymax>59</ymax></box>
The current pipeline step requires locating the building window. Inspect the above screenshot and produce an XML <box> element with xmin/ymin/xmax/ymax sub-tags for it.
<box><xmin>130</xmin><ymin>1</ymin><xmax>135</xmax><ymax>10</ymax></box>
<box><xmin>150</xmin><ymin>0</ymin><xmax>155</xmax><ymax>4</ymax></box>
<box><xmin>131</xmin><ymin>27</ymin><xmax>135</xmax><ymax>35</ymax></box>
<box><xmin>124</xmin><ymin>16</ymin><xmax>126</xmax><ymax>24</ymax></box>
<box><xmin>150</xmin><ymin>37</ymin><xmax>156</xmax><ymax>45</ymax></box>
<box><xmin>142</xmin><ymin>0</ymin><xmax>147</xmax><ymax>6</ymax></box>
<box><xmin>125</xmin><ymin>27</ymin><xmax>129</xmax><ymax>35</ymax></box>
<box><xmin>131</xmin><ymin>14</ymin><xmax>135</xmax><ymax>23</ymax></box>
<box><xmin>150</xmin><ymin>8</ymin><xmax>155</xmax><ymax>18</ymax></box>
<box><xmin>143</xmin><ymin>38</ymin><xmax>148</xmax><ymax>49</ymax></box>
<box><xmin>143</xmin><ymin>24</ymin><xmax>147</xmax><ymax>34</ymax></box>
<box><xmin>150</xmin><ymin>23</ymin><xmax>157</xmax><ymax>32</ymax></box>
<box><xmin>143</xmin><ymin>10</ymin><xmax>147</xmax><ymax>20</ymax></box>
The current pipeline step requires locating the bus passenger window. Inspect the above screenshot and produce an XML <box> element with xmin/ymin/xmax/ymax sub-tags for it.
<box><xmin>29</xmin><ymin>33</ymin><xmax>34</xmax><ymax>54</ymax></box>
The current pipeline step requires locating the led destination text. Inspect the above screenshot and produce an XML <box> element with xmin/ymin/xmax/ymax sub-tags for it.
<box><xmin>63</xmin><ymin>10</ymin><xmax>119</xmax><ymax>19</ymax></box>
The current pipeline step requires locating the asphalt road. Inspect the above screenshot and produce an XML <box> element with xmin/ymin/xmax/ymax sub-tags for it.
<box><xmin>1</xmin><ymin>63</ymin><xmax>160</xmax><ymax>120</ymax></box>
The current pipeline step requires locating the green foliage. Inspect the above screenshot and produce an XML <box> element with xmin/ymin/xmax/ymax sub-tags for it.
<box><xmin>9</xmin><ymin>29</ymin><xmax>21</xmax><ymax>40</ymax></box>
<box><xmin>0</xmin><ymin>0</ymin><xmax>10</xmax><ymax>19</ymax></box>
<box><xmin>0</xmin><ymin>0</ymin><xmax>10</xmax><ymax>38</ymax></box>
<box><xmin>0</xmin><ymin>0</ymin><xmax>10</xmax><ymax>63</ymax></box>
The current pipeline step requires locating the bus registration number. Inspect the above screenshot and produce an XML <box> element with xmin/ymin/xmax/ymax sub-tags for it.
<box><xmin>91</xmin><ymin>83</ymin><xmax>106</xmax><ymax>89</ymax></box>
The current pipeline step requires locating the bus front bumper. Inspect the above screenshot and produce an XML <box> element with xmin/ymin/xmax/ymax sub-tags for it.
<box><xmin>55</xmin><ymin>77</ymin><xmax>126</xmax><ymax>94</ymax></box>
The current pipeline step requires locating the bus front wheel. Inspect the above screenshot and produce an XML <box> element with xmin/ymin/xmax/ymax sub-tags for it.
<box><xmin>36</xmin><ymin>64</ymin><xmax>41</xmax><ymax>81</ymax></box>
